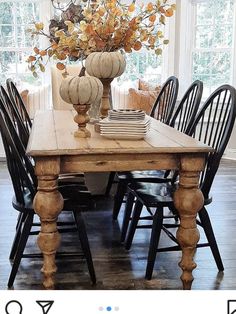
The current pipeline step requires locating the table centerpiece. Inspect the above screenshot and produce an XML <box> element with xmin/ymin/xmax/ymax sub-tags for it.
<box><xmin>27</xmin><ymin>0</ymin><xmax>175</xmax><ymax>118</ymax></box>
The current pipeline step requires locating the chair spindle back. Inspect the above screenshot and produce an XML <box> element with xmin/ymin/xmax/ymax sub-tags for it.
<box><xmin>188</xmin><ymin>84</ymin><xmax>236</xmax><ymax>201</ymax></box>
<box><xmin>169</xmin><ymin>80</ymin><xmax>203</xmax><ymax>133</ymax></box>
<box><xmin>150</xmin><ymin>76</ymin><xmax>179</xmax><ymax>125</ymax></box>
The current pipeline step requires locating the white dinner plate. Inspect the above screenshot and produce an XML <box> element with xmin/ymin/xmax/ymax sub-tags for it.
<box><xmin>100</xmin><ymin>116</ymin><xmax>151</xmax><ymax>126</ymax></box>
<box><xmin>100</xmin><ymin>133</ymin><xmax>146</xmax><ymax>140</ymax></box>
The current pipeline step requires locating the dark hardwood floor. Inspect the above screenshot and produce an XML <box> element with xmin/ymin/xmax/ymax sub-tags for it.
<box><xmin>0</xmin><ymin>159</ymin><xmax>236</xmax><ymax>290</ymax></box>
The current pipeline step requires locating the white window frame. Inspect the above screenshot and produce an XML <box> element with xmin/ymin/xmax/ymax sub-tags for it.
<box><xmin>176</xmin><ymin>0</ymin><xmax>236</xmax><ymax>98</ymax></box>
<box><xmin>161</xmin><ymin>0</ymin><xmax>177</xmax><ymax>82</ymax></box>
<box><xmin>0</xmin><ymin>0</ymin><xmax>51</xmax><ymax>85</ymax></box>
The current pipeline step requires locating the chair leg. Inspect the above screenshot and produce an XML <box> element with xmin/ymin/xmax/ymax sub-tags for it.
<box><xmin>164</xmin><ymin>169</ymin><xmax>171</xmax><ymax>178</ymax></box>
<box><xmin>73</xmin><ymin>210</ymin><xmax>96</xmax><ymax>284</ymax></box>
<box><xmin>120</xmin><ymin>192</ymin><xmax>135</xmax><ymax>242</ymax></box>
<box><xmin>113</xmin><ymin>181</ymin><xmax>127</xmax><ymax>220</ymax></box>
<box><xmin>198</xmin><ymin>207</ymin><xmax>224</xmax><ymax>271</ymax></box>
<box><xmin>125</xmin><ymin>200</ymin><xmax>143</xmax><ymax>250</ymax></box>
<box><xmin>8</xmin><ymin>213</ymin><xmax>34</xmax><ymax>288</ymax></box>
<box><xmin>168</xmin><ymin>203</ymin><xmax>179</xmax><ymax>223</ymax></box>
<box><xmin>9</xmin><ymin>212</ymin><xmax>26</xmax><ymax>260</ymax></box>
<box><xmin>105</xmin><ymin>172</ymin><xmax>116</xmax><ymax>196</ymax></box>
<box><xmin>15</xmin><ymin>212</ymin><xmax>26</xmax><ymax>230</ymax></box>
<box><xmin>145</xmin><ymin>208</ymin><xmax>163</xmax><ymax>280</ymax></box>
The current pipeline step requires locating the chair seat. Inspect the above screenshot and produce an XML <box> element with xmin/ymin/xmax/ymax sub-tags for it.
<box><xmin>130</xmin><ymin>182</ymin><xmax>175</xmax><ymax>207</ymax></box>
<box><xmin>59</xmin><ymin>173</ymin><xmax>85</xmax><ymax>184</ymax></box>
<box><xmin>61</xmin><ymin>185</ymin><xmax>95</xmax><ymax>211</ymax></box>
<box><xmin>12</xmin><ymin>184</ymin><xmax>94</xmax><ymax>213</ymax></box>
<box><xmin>118</xmin><ymin>170</ymin><xmax>170</xmax><ymax>182</ymax></box>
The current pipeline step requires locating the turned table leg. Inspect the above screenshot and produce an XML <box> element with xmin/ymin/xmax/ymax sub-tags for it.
<box><xmin>33</xmin><ymin>157</ymin><xmax>63</xmax><ymax>289</ymax></box>
<box><xmin>173</xmin><ymin>155</ymin><xmax>205</xmax><ymax>290</ymax></box>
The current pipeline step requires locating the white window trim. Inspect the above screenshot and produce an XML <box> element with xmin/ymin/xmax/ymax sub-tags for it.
<box><xmin>161</xmin><ymin>0</ymin><xmax>177</xmax><ymax>82</ymax></box>
<box><xmin>175</xmin><ymin>0</ymin><xmax>195</xmax><ymax>97</ymax></box>
<box><xmin>231</xmin><ymin>1</ymin><xmax>236</xmax><ymax>87</ymax></box>
<box><xmin>175</xmin><ymin>0</ymin><xmax>236</xmax><ymax>158</ymax></box>
<box><xmin>176</xmin><ymin>0</ymin><xmax>236</xmax><ymax>98</ymax></box>
<box><xmin>0</xmin><ymin>0</ymin><xmax>52</xmax><ymax>85</ymax></box>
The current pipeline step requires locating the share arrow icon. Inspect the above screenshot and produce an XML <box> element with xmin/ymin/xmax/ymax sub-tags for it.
<box><xmin>36</xmin><ymin>301</ymin><xmax>54</xmax><ymax>314</ymax></box>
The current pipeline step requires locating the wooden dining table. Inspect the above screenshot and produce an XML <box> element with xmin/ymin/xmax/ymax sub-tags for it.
<box><xmin>27</xmin><ymin>109</ymin><xmax>213</xmax><ymax>290</ymax></box>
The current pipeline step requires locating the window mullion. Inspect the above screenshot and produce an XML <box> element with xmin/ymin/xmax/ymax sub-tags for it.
<box><xmin>209</xmin><ymin>2</ymin><xmax>218</xmax><ymax>93</ymax></box>
<box><xmin>12</xmin><ymin>3</ymin><xmax>18</xmax><ymax>79</ymax></box>
<box><xmin>231</xmin><ymin>1</ymin><xmax>236</xmax><ymax>85</ymax></box>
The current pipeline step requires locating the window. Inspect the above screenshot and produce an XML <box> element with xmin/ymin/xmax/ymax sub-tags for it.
<box><xmin>177</xmin><ymin>0</ymin><xmax>236</xmax><ymax>98</ymax></box>
<box><xmin>114</xmin><ymin>2</ymin><xmax>174</xmax><ymax>86</ymax></box>
<box><xmin>0</xmin><ymin>0</ymin><xmax>48</xmax><ymax>86</ymax></box>
<box><xmin>118</xmin><ymin>50</ymin><xmax>162</xmax><ymax>85</ymax></box>
<box><xmin>192</xmin><ymin>0</ymin><xmax>235</xmax><ymax>97</ymax></box>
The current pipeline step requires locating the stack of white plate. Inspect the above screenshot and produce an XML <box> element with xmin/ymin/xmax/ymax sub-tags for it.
<box><xmin>108</xmin><ymin>109</ymin><xmax>146</xmax><ymax>121</ymax></box>
<box><xmin>100</xmin><ymin>109</ymin><xmax>150</xmax><ymax>139</ymax></box>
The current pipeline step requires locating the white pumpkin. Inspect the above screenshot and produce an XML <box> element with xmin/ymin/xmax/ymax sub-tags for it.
<box><xmin>85</xmin><ymin>51</ymin><xmax>126</xmax><ymax>79</ymax></box>
<box><xmin>59</xmin><ymin>75</ymin><xmax>103</xmax><ymax>105</ymax></box>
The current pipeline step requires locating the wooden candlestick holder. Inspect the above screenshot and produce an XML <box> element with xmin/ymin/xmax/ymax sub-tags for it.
<box><xmin>73</xmin><ymin>104</ymin><xmax>91</xmax><ymax>138</ymax></box>
<box><xmin>99</xmin><ymin>78</ymin><xmax>114</xmax><ymax>119</ymax></box>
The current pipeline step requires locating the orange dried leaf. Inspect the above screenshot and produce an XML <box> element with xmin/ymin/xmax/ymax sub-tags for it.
<box><xmin>39</xmin><ymin>50</ymin><xmax>47</xmax><ymax>56</ymax></box>
<box><xmin>148</xmin><ymin>35</ymin><xmax>156</xmax><ymax>45</ymax></box>
<box><xmin>159</xmin><ymin>7</ymin><xmax>166</xmax><ymax>14</ymax></box>
<box><xmin>51</xmin><ymin>43</ymin><xmax>58</xmax><ymax>50</ymax></box>
<box><xmin>70</xmin><ymin>51</ymin><xmax>79</xmax><ymax>57</ymax></box>
<box><xmin>98</xmin><ymin>8</ymin><xmax>106</xmax><ymax>16</ymax></box>
<box><xmin>56</xmin><ymin>62</ymin><xmax>65</xmax><ymax>70</ymax></box>
<box><xmin>133</xmin><ymin>41</ymin><xmax>142</xmax><ymax>51</ymax></box>
<box><xmin>147</xmin><ymin>2</ymin><xmax>154</xmax><ymax>12</ymax></box>
<box><xmin>149</xmin><ymin>15</ymin><xmax>156</xmax><ymax>23</ymax></box>
<box><xmin>28</xmin><ymin>56</ymin><xmax>36</xmax><ymax>62</ymax></box>
<box><xmin>33</xmin><ymin>47</ymin><xmax>39</xmax><ymax>54</ymax></box>
<box><xmin>124</xmin><ymin>43</ymin><xmax>132</xmax><ymax>53</ymax></box>
<box><xmin>165</xmin><ymin>8</ymin><xmax>174</xmax><ymax>17</ymax></box>
<box><xmin>85</xmin><ymin>24</ymin><xmax>94</xmax><ymax>35</ymax></box>
<box><xmin>128</xmin><ymin>3</ymin><xmax>135</xmax><ymax>12</ymax></box>
<box><xmin>57</xmin><ymin>53</ymin><xmax>67</xmax><ymax>60</ymax></box>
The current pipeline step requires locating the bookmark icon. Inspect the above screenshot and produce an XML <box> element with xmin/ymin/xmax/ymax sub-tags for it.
<box><xmin>36</xmin><ymin>301</ymin><xmax>54</xmax><ymax>314</ymax></box>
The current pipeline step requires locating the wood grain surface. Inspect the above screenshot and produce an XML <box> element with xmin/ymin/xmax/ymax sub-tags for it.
<box><xmin>27</xmin><ymin>110</ymin><xmax>212</xmax><ymax>157</ymax></box>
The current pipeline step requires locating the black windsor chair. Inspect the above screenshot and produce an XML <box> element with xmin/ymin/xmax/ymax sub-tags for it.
<box><xmin>119</xmin><ymin>80</ymin><xmax>203</xmax><ymax>242</ymax></box>
<box><xmin>1</xmin><ymin>82</ymin><xmax>85</xmax><ymax>184</ymax></box>
<box><xmin>0</xmin><ymin>96</ymin><xmax>96</xmax><ymax>287</ymax></box>
<box><xmin>111</xmin><ymin>79</ymin><xmax>203</xmax><ymax>228</ymax></box>
<box><xmin>6</xmin><ymin>78</ymin><xmax>32</xmax><ymax>132</ymax></box>
<box><xmin>124</xmin><ymin>84</ymin><xmax>236</xmax><ymax>280</ymax></box>
<box><xmin>107</xmin><ymin>76</ymin><xmax>179</xmax><ymax>220</ymax></box>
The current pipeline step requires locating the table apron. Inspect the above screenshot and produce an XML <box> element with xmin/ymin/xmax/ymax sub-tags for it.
<box><xmin>60</xmin><ymin>153</ymin><xmax>181</xmax><ymax>173</ymax></box>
